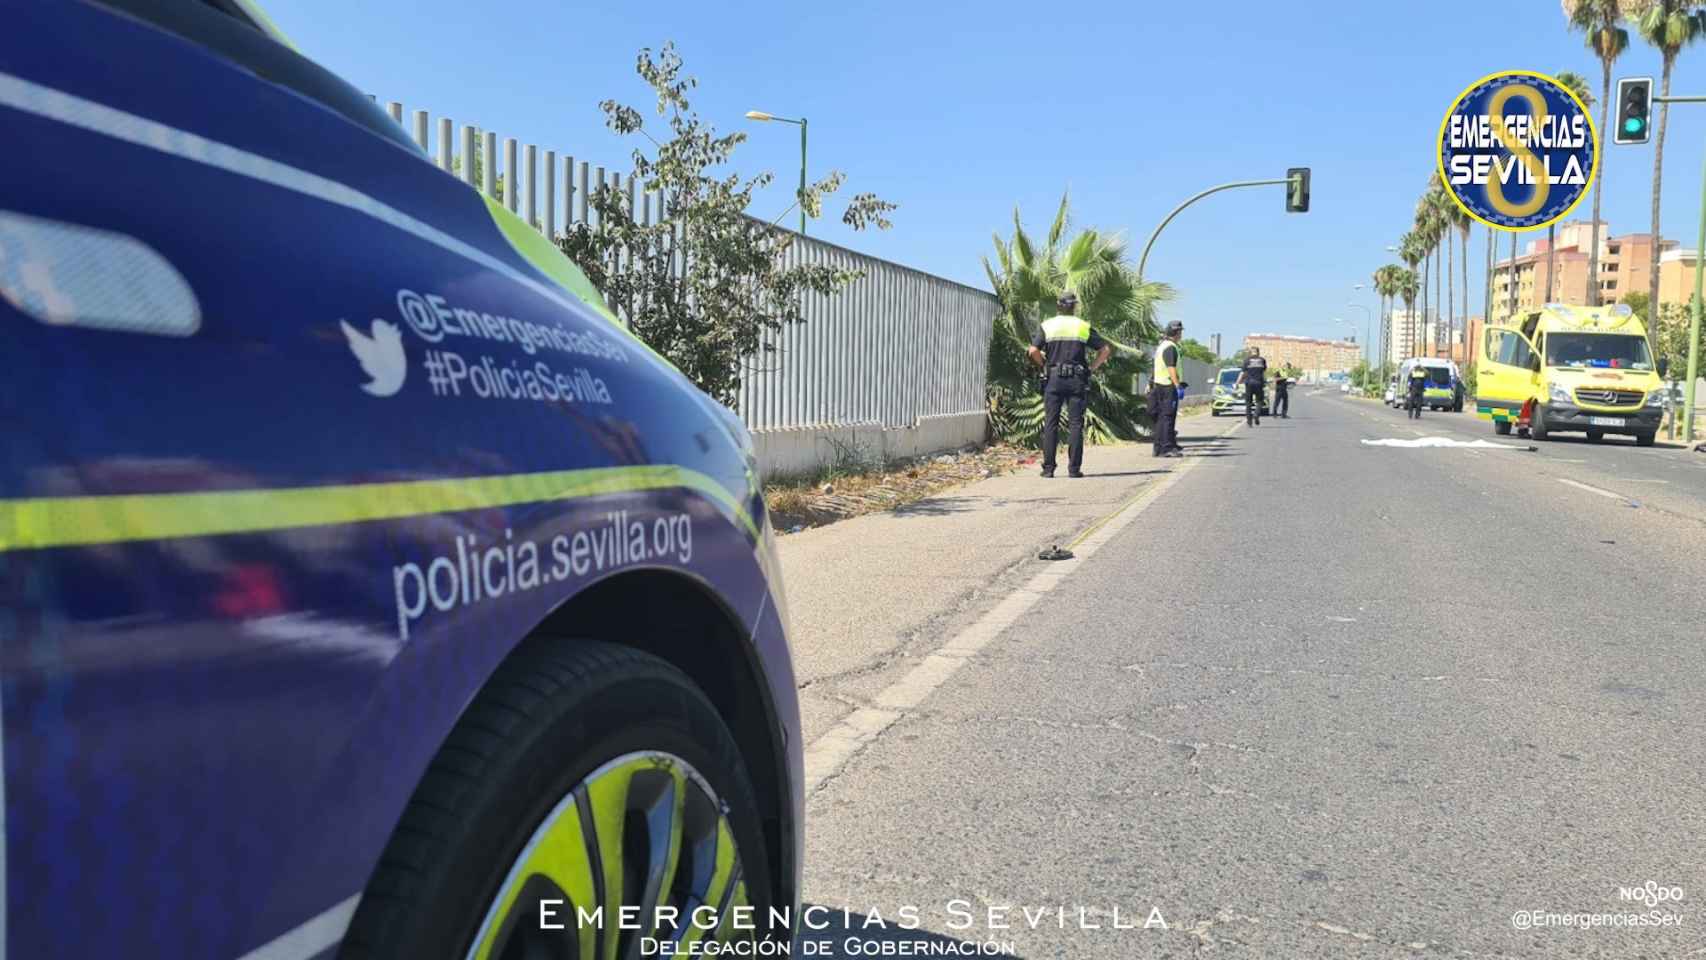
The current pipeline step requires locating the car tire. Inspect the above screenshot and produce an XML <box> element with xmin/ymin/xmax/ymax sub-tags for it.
<box><xmin>1210</xmin><ymin>409</ymin><xmax>1220</xmax><ymax>417</ymax></box>
<box><xmin>339</xmin><ymin>639</ymin><xmax>775</xmax><ymax>960</ymax></box>
<box><xmin>1495</xmin><ymin>421</ymin><xmax>1512</xmax><ymax>436</ymax></box>
<box><xmin>1587</xmin><ymin>429</ymin><xmax>1604</xmax><ymax>442</ymax></box>
<box><xmin>1530</xmin><ymin>406</ymin><xmax>1549</xmax><ymax>441</ymax></box>
<box><xmin>1636</xmin><ymin>430</ymin><xmax>1657</xmax><ymax>447</ymax></box>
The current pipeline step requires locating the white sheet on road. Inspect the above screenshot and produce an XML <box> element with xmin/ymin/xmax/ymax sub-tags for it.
<box><xmin>1360</xmin><ymin>437</ymin><xmax>1529</xmax><ymax>449</ymax></box>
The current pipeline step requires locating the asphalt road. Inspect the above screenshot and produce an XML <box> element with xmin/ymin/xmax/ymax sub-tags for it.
<box><xmin>797</xmin><ymin>392</ymin><xmax>1706</xmax><ymax>959</ymax></box>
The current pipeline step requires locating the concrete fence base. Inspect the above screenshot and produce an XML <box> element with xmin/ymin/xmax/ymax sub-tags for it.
<box><xmin>753</xmin><ymin>411</ymin><xmax>988</xmax><ymax>480</ymax></box>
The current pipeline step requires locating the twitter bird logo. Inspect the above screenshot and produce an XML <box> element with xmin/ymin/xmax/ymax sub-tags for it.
<box><xmin>341</xmin><ymin>318</ymin><xmax>407</xmax><ymax>397</ymax></box>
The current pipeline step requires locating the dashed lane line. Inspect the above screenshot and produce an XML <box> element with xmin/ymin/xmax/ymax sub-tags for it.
<box><xmin>1556</xmin><ymin>477</ymin><xmax>1631</xmax><ymax>503</ymax></box>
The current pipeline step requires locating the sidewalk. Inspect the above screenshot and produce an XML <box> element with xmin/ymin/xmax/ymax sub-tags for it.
<box><xmin>776</xmin><ymin>428</ymin><xmax>1236</xmax><ymax>745</ymax></box>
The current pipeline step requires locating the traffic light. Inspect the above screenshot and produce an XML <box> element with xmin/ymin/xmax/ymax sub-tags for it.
<box><xmin>1614</xmin><ymin>77</ymin><xmax>1652</xmax><ymax>145</ymax></box>
<box><xmin>1285</xmin><ymin>167</ymin><xmax>1311</xmax><ymax>213</ymax></box>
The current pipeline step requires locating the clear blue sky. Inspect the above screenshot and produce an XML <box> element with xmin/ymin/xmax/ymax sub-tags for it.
<box><xmin>270</xmin><ymin>0</ymin><xmax>1706</xmax><ymax>351</ymax></box>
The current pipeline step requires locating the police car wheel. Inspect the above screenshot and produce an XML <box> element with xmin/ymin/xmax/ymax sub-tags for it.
<box><xmin>339</xmin><ymin>640</ymin><xmax>773</xmax><ymax>960</ymax></box>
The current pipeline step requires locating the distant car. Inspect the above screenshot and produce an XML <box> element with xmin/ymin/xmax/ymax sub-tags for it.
<box><xmin>1340</xmin><ymin>382</ymin><xmax>1352</xmax><ymax>393</ymax></box>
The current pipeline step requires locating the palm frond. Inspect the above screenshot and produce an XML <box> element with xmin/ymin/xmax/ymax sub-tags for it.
<box><xmin>1045</xmin><ymin>191</ymin><xmax>1070</xmax><ymax>252</ymax></box>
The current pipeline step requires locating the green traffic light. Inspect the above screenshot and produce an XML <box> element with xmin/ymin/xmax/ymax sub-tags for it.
<box><xmin>1624</xmin><ymin>117</ymin><xmax>1646</xmax><ymax>134</ymax></box>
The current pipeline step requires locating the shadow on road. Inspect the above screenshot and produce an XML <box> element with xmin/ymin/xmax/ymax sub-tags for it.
<box><xmin>793</xmin><ymin>906</ymin><xmax>1031</xmax><ymax>959</ymax></box>
<box><xmin>890</xmin><ymin>496</ymin><xmax>987</xmax><ymax>518</ymax></box>
<box><xmin>1080</xmin><ymin>469</ymin><xmax>1173</xmax><ymax>478</ymax></box>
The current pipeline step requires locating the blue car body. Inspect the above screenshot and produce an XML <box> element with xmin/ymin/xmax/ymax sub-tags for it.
<box><xmin>0</xmin><ymin>3</ymin><xmax>801</xmax><ymax>957</ymax></box>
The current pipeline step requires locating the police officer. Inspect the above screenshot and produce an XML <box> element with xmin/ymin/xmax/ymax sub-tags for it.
<box><xmin>1028</xmin><ymin>292</ymin><xmax>1110</xmax><ymax>477</ymax></box>
<box><xmin>1150</xmin><ymin>320</ymin><xmax>1186</xmax><ymax>458</ymax></box>
<box><xmin>1272</xmin><ymin>372</ymin><xmax>1291</xmax><ymax>418</ymax></box>
<box><xmin>1241</xmin><ymin>348</ymin><xmax>1268</xmax><ymax>426</ymax></box>
<box><xmin>1407</xmin><ymin>363</ymin><xmax>1427</xmax><ymax>419</ymax></box>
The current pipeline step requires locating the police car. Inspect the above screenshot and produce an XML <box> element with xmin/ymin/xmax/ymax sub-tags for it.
<box><xmin>1</xmin><ymin>2</ymin><xmax>801</xmax><ymax>957</ymax></box>
<box><xmin>1209</xmin><ymin>365</ymin><xmax>1270</xmax><ymax>417</ymax></box>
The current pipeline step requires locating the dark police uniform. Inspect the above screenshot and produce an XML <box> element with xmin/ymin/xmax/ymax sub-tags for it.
<box><xmin>1241</xmin><ymin>355</ymin><xmax>1268</xmax><ymax>425</ymax></box>
<box><xmin>1272</xmin><ymin>375</ymin><xmax>1290</xmax><ymax>418</ymax></box>
<box><xmin>1408</xmin><ymin>365</ymin><xmax>1427</xmax><ymax>419</ymax></box>
<box><xmin>1032</xmin><ymin>314</ymin><xmax>1107</xmax><ymax>476</ymax></box>
<box><xmin>1151</xmin><ymin>339</ymin><xmax>1182</xmax><ymax>457</ymax></box>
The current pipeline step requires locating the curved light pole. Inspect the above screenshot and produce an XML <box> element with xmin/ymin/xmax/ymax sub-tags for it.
<box><xmin>1346</xmin><ymin>295</ymin><xmax>1373</xmax><ymax>368</ymax></box>
<box><xmin>1136</xmin><ymin>176</ymin><xmax>1296</xmax><ymax>280</ymax></box>
<box><xmin>746</xmin><ymin>110</ymin><xmax>807</xmax><ymax>235</ymax></box>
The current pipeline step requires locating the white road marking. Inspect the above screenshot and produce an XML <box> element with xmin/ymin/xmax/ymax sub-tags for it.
<box><xmin>1616</xmin><ymin>478</ymin><xmax>1670</xmax><ymax>484</ymax></box>
<box><xmin>801</xmin><ymin>422</ymin><xmax>1239</xmax><ymax>794</ymax></box>
<box><xmin>1556</xmin><ymin>478</ymin><xmax>1630</xmax><ymax>502</ymax></box>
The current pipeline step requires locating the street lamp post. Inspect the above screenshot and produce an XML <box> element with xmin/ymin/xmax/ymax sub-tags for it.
<box><xmin>745</xmin><ymin>110</ymin><xmax>808</xmax><ymax>236</ymax></box>
<box><xmin>1346</xmin><ymin>302</ymin><xmax>1372</xmax><ymax>385</ymax></box>
<box><xmin>1348</xmin><ymin>290</ymin><xmax>1374</xmax><ymax>368</ymax></box>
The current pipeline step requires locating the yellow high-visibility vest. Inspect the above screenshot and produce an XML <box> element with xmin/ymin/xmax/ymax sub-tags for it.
<box><xmin>1041</xmin><ymin>314</ymin><xmax>1091</xmax><ymax>343</ymax></box>
<box><xmin>1152</xmin><ymin>340</ymin><xmax>1177</xmax><ymax>386</ymax></box>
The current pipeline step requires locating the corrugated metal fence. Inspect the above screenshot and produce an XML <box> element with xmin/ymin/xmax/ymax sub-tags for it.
<box><xmin>376</xmin><ymin>101</ymin><xmax>996</xmax><ymax>433</ymax></box>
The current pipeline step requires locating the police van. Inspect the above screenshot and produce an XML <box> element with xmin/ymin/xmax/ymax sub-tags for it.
<box><xmin>1395</xmin><ymin>358</ymin><xmax>1463</xmax><ymax>412</ymax></box>
<box><xmin>0</xmin><ymin>2</ymin><xmax>801</xmax><ymax>957</ymax></box>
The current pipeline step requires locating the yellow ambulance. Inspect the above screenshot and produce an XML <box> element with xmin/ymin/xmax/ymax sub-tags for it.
<box><xmin>1475</xmin><ymin>303</ymin><xmax>1668</xmax><ymax>445</ymax></box>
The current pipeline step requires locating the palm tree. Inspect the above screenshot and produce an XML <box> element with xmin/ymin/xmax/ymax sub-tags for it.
<box><xmin>1455</xmin><ymin>206</ymin><xmax>1471</xmax><ymax>360</ymax></box>
<box><xmin>1374</xmin><ymin>263</ymin><xmax>1407</xmax><ymax>376</ymax></box>
<box><xmin>1415</xmin><ymin>197</ymin><xmax>1445</xmax><ymax>356</ymax></box>
<box><xmin>1637</xmin><ymin>4</ymin><xmax>1706</xmax><ymax>315</ymax></box>
<box><xmin>1398</xmin><ymin>233</ymin><xmax>1425</xmax><ymax>360</ymax></box>
<box><xmin>983</xmin><ymin>192</ymin><xmax>1172</xmax><ymax>445</ymax></box>
<box><xmin>1547</xmin><ymin>70</ymin><xmax>1596</xmax><ymax>303</ymax></box>
<box><xmin>1396</xmin><ymin>268</ymin><xmax>1420</xmax><ymax>363</ymax></box>
<box><xmin>1563</xmin><ymin>0</ymin><xmax>1636</xmax><ymax>305</ymax></box>
<box><xmin>1509</xmin><ymin>230</ymin><xmax>1519</xmax><ymax>320</ymax></box>
<box><xmin>1428</xmin><ymin>178</ymin><xmax>1458</xmax><ymax>358</ymax></box>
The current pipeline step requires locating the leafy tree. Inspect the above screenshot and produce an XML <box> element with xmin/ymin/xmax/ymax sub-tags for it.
<box><xmin>1619</xmin><ymin>289</ymin><xmax>1650</xmax><ymax>322</ymax></box>
<box><xmin>983</xmin><ymin>193</ymin><xmax>1172</xmax><ymax>445</ymax></box>
<box><xmin>1563</xmin><ymin>0</ymin><xmax>1634</xmax><ymax>305</ymax></box>
<box><xmin>1636</xmin><ymin>4</ymin><xmax>1705</xmax><ymax>318</ymax></box>
<box><xmin>1655</xmin><ymin>299</ymin><xmax>1706</xmax><ymax>379</ymax></box>
<box><xmin>557</xmin><ymin>43</ymin><xmax>896</xmax><ymax>403</ymax></box>
<box><xmin>1177</xmin><ymin>338</ymin><xmax>1218</xmax><ymax>364</ymax></box>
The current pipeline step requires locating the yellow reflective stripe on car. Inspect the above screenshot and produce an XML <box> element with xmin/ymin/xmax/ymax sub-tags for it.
<box><xmin>481</xmin><ymin>196</ymin><xmax>614</xmax><ymax>320</ymax></box>
<box><xmin>478</xmin><ymin>196</ymin><xmax>688</xmax><ymax>374</ymax></box>
<box><xmin>227</xmin><ymin>0</ymin><xmax>295</xmax><ymax>49</ymax></box>
<box><xmin>0</xmin><ymin>465</ymin><xmax>756</xmax><ymax>552</ymax></box>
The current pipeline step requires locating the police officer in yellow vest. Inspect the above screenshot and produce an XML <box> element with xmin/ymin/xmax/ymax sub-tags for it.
<box><xmin>1028</xmin><ymin>293</ymin><xmax>1110</xmax><ymax>477</ymax></box>
<box><xmin>1151</xmin><ymin>320</ymin><xmax>1186</xmax><ymax>458</ymax></box>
